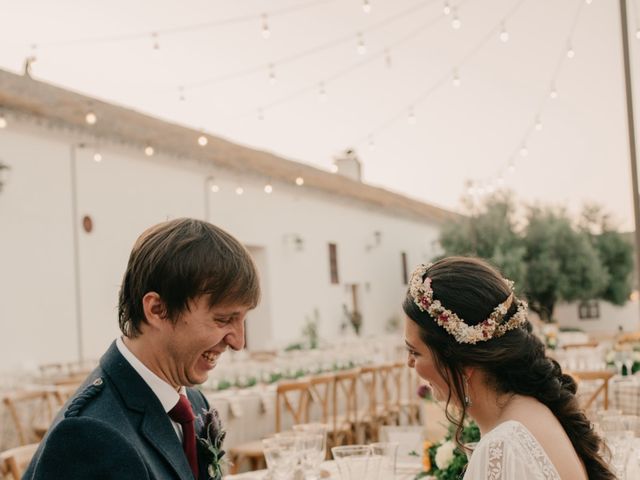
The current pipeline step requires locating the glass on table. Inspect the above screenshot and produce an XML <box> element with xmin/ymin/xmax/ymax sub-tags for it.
<box><xmin>262</xmin><ymin>435</ymin><xmax>301</xmax><ymax>480</ymax></box>
<box><xmin>370</xmin><ymin>441</ymin><xmax>399</xmax><ymax>477</ymax></box>
<box><xmin>331</xmin><ymin>445</ymin><xmax>382</xmax><ymax>480</ymax></box>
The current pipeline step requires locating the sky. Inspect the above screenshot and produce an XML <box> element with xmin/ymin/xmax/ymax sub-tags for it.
<box><xmin>1</xmin><ymin>0</ymin><xmax>640</xmax><ymax>229</ymax></box>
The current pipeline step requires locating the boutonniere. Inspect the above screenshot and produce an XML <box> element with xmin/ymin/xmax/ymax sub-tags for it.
<box><xmin>196</xmin><ymin>408</ymin><xmax>227</xmax><ymax>480</ymax></box>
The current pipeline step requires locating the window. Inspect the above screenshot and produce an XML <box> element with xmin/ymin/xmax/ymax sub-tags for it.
<box><xmin>328</xmin><ymin>243</ymin><xmax>339</xmax><ymax>284</ymax></box>
<box><xmin>401</xmin><ymin>252</ymin><xmax>408</xmax><ymax>285</ymax></box>
<box><xmin>578</xmin><ymin>300</ymin><xmax>600</xmax><ymax>320</ymax></box>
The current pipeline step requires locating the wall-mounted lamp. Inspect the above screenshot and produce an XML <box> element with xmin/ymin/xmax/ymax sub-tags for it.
<box><xmin>283</xmin><ymin>233</ymin><xmax>304</xmax><ymax>252</ymax></box>
<box><xmin>0</xmin><ymin>160</ymin><xmax>11</xmax><ymax>192</ymax></box>
<box><xmin>365</xmin><ymin>230</ymin><xmax>382</xmax><ymax>251</ymax></box>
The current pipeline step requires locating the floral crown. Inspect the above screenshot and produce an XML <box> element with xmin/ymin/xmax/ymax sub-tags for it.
<box><xmin>409</xmin><ymin>263</ymin><xmax>528</xmax><ymax>344</ymax></box>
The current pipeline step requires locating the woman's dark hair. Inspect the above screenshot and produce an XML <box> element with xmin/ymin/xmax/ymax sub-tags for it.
<box><xmin>403</xmin><ymin>256</ymin><xmax>614</xmax><ymax>480</ymax></box>
<box><xmin>118</xmin><ymin>218</ymin><xmax>260</xmax><ymax>338</ymax></box>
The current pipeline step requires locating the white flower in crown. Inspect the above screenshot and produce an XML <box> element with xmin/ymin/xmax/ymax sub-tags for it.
<box><xmin>409</xmin><ymin>263</ymin><xmax>527</xmax><ymax>344</ymax></box>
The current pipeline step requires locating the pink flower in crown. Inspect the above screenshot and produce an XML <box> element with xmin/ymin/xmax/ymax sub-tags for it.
<box><xmin>423</xmin><ymin>277</ymin><xmax>432</xmax><ymax>291</ymax></box>
<box><xmin>439</xmin><ymin>312</ymin><xmax>449</xmax><ymax>323</ymax></box>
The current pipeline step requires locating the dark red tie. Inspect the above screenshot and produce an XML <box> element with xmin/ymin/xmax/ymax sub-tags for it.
<box><xmin>168</xmin><ymin>394</ymin><xmax>198</xmax><ymax>479</ymax></box>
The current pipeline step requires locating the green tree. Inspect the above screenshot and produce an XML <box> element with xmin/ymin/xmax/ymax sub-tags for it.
<box><xmin>439</xmin><ymin>193</ymin><xmax>526</xmax><ymax>288</ymax></box>
<box><xmin>523</xmin><ymin>207</ymin><xmax>608</xmax><ymax>321</ymax></box>
<box><xmin>579</xmin><ymin>205</ymin><xmax>634</xmax><ymax>305</ymax></box>
<box><xmin>437</xmin><ymin>195</ymin><xmax>630</xmax><ymax>323</ymax></box>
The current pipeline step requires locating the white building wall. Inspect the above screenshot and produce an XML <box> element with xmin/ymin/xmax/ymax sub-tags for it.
<box><xmin>553</xmin><ymin>300</ymin><xmax>640</xmax><ymax>334</ymax></box>
<box><xmin>0</xmin><ymin>120</ymin><xmax>441</xmax><ymax>369</ymax></box>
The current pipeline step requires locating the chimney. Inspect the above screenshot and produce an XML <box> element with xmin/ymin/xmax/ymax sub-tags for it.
<box><xmin>333</xmin><ymin>148</ymin><xmax>362</xmax><ymax>182</ymax></box>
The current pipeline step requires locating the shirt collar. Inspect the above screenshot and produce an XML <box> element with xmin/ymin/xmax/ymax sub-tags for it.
<box><xmin>116</xmin><ymin>336</ymin><xmax>186</xmax><ymax>412</ymax></box>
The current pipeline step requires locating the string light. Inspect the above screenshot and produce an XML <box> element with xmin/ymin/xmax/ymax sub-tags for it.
<box><xmin>235</xmin><ymin>186</ymin><xmax>244</xmax><ymax>195</ymax></box>
<box><xmin>210</xmin><ymin>183</ymin><xmax>220</xmax><ymax>193</ymax></box>
<box><xmin>585</xmin><ymin>0</ymin><xmax>593</xmax><ymax>4</ymax></box>
<box><xmin>151</xmin><ymin>32</ymin><xmax>160</xmax><ymax>54</ymax></box>
<box><xmin>318</xmin><ymin>82</ymin><xmax>328</xmax><ymax>102</ymax></box>
<box><xmin>636</xmin><ymin>29</ymin><xmax>640</xmax><ymax>40</ymax></box>
<box><xmin>499</xmin><ymin>22</ymin><xmax>509</xmax><ymax>42</ymax></box>
<box><xmin>295</xmin><ymin>176</ymin><xmax>304</xmax><ymax>186</ymax></box>
<box><xmin>407</xmin><ymin>107</ymin><xmax>416</xmax><ymax>125</ymax></box>
<box><xmin>443</xmin><ymin>1</ymin><xmax>451</xmax><ymax>15</ymax></box>
<box><xmin>0</xmin><ymin>114</ymin><xmax>6</xmax><ymax>129</ymax></box>
<box><xmin>535</xmin><ymin>116</ymin><xmax>543</xmax><ymax>131</ymax></box>
<box><xmin>452</xmin><ymin>68</ymin><xmax>461</xmax><ymax>87</ymax></box>
<box><xmin>178</xmin><ymin>86</ymin><xmax>185</xmax><ymax>102</ymax></box>
<box><xmin>508</xmin><ymin>159</ymin><xmax>516</xmax><ymax>173</ymax></box>
<box><xmin>261</xmin><ymin>14</ymin><xmax>271</xmax><ymax>39</ymax></box>
<box><xmin>451</xmin><ymin>8</ymin><xmax>461</xmax><ymax>29</ymax></box>
<box><xmin>85</xmin><ymin>111</ymin><xmax>97</xmax><ymax>125</ymax></box>
<box><xmin>144</xmin><ymin>145</ymin><xmax>154</xmax><ymax>156</ymax></box>
<box><xmin>93</xmin><ymin>152</ymin><xmax>102</xmax><ymax>162</ymax></box>
<box><xmin>519</xmin><ymin>144</ymin><xmax>528</xmax><ymax>157</ymax></box>
<box><xmin>362</xmin><ymin>0</ymin><xmax>371</xmax><ymax>14</ymax></box>
<box><xmin>268</xmin><ymin>63</ymin><xmax>276</xmax><ymax>84</ymax></box>
<box><xmin>549</xmin><ymin>84</ymin><xmax>558</xmax><ymax>99</ymax></box>
<box><xmin>356</xmin><ymin>32</ymin><xmax>366</xmax><ymax>55</ymax></box>
<box><xmin>566</xmin><ymin>42</ymin><xmax>575</xmax><ymax>58</ymax></box>
<box><xmin>264</xmin><ymin>183</ymin><xmax>273</xmax><ymax>193</ymax></box>
<box><xmin>198</xmin><ymin>134</ymin><xmax>208</xmax><ymax>146</ymax></box>
<box><xmin>384</xmin><ymin>48</ymin><xmax>392</xmax><ymax>68</ymax></box>
<box><xmin>331</xmin><ymin>164</ymin><xmax>339</xmax><ymax>173</ymax></box>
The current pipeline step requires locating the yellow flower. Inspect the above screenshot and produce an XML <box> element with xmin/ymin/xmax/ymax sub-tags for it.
<box><xmin>422</xmin><ymin>440</ymin><xmax>432</xmax><ymax>471</ymax></box>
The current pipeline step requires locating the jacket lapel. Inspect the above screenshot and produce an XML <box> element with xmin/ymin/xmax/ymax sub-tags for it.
<box><xmin>100</xmin><ymin>342</ymin><xmax>195</xmax><ymax>480</ymax></box>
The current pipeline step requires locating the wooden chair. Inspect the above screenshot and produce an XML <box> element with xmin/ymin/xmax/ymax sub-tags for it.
<box><xmin>227</xmin><ymin>379</ymin><xmax>311</xmax><ymax>474</ymax></box>
<box><xmin>0</xmin><ymin>443</ymin><xmax>39</xmax><ymax>480</ymax></box>
<box><xmin>561</xmin><ymin>341</ymin><xmax>599</xmax><ymax>350</ymax></box>
<box><xmin>391</xmin><ymin>361</ymin><xmax>420</xmax><ymax>426</ymax></box>
<box><xmin>570</xmin><ymin>370</ymin><xmax>615</xmax><ymax>410</ymax></box>
<box><xmin>331</xmin><ymin>369</ymin><xmax>359</xmax><ymax>447</ymax></box>
<box><xmin>307</xmin><ymin>373</ymin><xmax>335</xmax><ymax>425</ymax></box>
<box><xmin>2</xmin><ymin>389</ymin><xmax>60</xmax><ymax>446</ymax></box>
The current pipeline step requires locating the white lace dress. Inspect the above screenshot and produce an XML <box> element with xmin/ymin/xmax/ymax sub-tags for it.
<box><xmin>463</xmin><ymin>420</ymin><xmax>561</xmax><ymax>480</ymax></box>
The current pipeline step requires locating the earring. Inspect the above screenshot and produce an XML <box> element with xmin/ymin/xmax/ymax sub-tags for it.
<box><xmin>463</xmin><ymin>377</ymin><xmax>473</xmax><ymax>407</ymax></box>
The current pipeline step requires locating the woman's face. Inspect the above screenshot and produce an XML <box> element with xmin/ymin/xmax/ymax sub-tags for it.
<box><xmin>404</xmin><ymin>315</ymin><xmax>453</xmax><ymax>404</ymax></box>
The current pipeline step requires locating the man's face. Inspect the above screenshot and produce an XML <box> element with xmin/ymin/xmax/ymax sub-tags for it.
<box><xmin>160</xmin><ymin>295</ymin><xmax>251</xmax><ymax>388</ymax></box>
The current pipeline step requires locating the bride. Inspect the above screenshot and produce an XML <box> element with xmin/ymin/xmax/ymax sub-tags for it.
<box><xmin>403</xmin><ymin>257</ymin><xmax>614</xmax><ymax>479</ymax></box>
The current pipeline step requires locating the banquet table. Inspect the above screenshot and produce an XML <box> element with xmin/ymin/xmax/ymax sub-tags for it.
<box><xmin>223</xmin><ymin>461</ymin><xmax>423</xmax><ymax>480</ymax></box>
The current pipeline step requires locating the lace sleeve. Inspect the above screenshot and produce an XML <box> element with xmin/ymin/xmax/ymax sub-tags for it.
<box><xmin>463</xmin><ymin>422</ymin><xmax>560</xmax><ymax>480</ymax></box>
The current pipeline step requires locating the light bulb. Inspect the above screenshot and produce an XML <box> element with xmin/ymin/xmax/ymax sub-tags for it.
<box><xmin>585</xmin><ymin>0</ymin><xmax>592</xmax><ymax>4</ymax></box>
<box><xmin>549</xmin><ymin>86</ymin><xmax>558</xmax><ymax>99</ymax></box>
<box><xmin>443</xmin><ymin>1</ymin><xmax>451</xmax><ymax>15</ymax></box>
<box><xmin>235</xmin><ymin>186</ymin><xmax>244</xmax><ymax>195</ymax></box>
<box><xmin>452</xmin><ymin>70</ymin><xmax>461</xmax><ymax>87</ymax></box>
<box><xmin>93</xmin><ymin>152</ymin><xmax>102</xmax><ymax>162</ymax></box>
<box><xmin>408</xmin><ymin>109</ymin><xmax>416</xmax><ymax>125</ymax></box>
<box><xmin>264</xmin><ymin>184</ymin><xmax>273</xmax><ymax>194</ymax></box>
<box><xmin>210</xmin><ymin>184</ymin><xmax>220</xmax><ymax>193</ymax></box>
<box><xmin>331</xmin><ymin>164</ymin><xmax>338</xmax><ymax>173</ymax></box>
<box><xmin>535</xmin><ymin>117</ymin><xmax>543</xmax><ymax>131</ymax></box>
<box><xmin>144</xmin><ymin>146</ymin><xmax>154</xmax><ymax>156</ymax></box>
<box><xmin>0</xmin><ymin>115</ymin><xmax>7</xmax><ymax>129</ymax></box>
<box><xmin>319</xmin><ymin>83</ymin><xmax>328</xmax><ymax>102</ymax></box>
<box><xmin>499</xmin><ymin>23</ymin><xmax>509</xmax><ymax>42</ymax></box>
<box><xmin>362</xmin><ymin>0</ymin><xmax>371</xmax><ymax>13</ymax></box>
<box><xmin>198</xmin><ymin>135</ymin><xmax>208</xmax><ymax>146</ymax></box>
<box><xmin>178</xmin><ymin>86</ymin><xmax>185</xmax><ymax>102</ymax></box>
<box><xmin>520</xmin><ymin>145</ymin><xmax>528</xmax><ymax>157</ymax></box>
<box><xmin>268</xmin><ymin>64</ymin><xmax>276</xmax><ymax>84</ymax></box>
<box><xmin>295</xmin><ymin>176</ymin><xmax>304</xmax><ymax>186</ymax></box>
<box><xmin>451</xmin><ymin>9</ymin><xmax>461</xmax><ymax>30</ymax></box>
<box><xmin>357</xmin><ymin>33</ymin><xmax>366</xmax><ymax>55</ymax></box>
<box><xmin>567</xmin><ymin>46</ymin><xmax>575</xmax><ymax>59</ymax></box>
<box><xmin>85</xmin><ymin>111</ymin><xmax>97</xmax><ymax>125</ymax></box>
<box><xmin>261</xmin><ymin>14</ymin><xmax>270</xmax><ymax>39</ymax></box>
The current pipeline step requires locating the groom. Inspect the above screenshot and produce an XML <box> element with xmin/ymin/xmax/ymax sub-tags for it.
<box><xmin>24</xmin><ymin>218</ymin><xmax>260</xmax><ymax>479</ymax></box>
